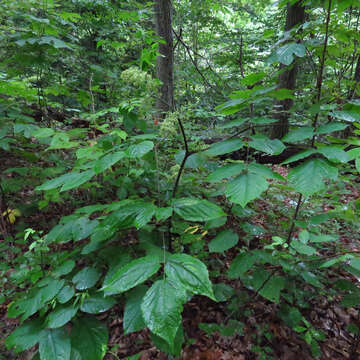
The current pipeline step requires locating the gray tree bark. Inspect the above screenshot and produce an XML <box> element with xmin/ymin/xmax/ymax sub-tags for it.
<box><xmin>271</xmin><ymin>2</ymin><xmax>305</xmax><ymax>139</ymax></box>
<box><xmin>154</xmin><ymin>0</ymin><xmax>174</xmax><ymax>117</ymax></box>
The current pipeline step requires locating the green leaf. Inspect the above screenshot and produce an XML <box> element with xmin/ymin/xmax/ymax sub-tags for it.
<box><xmin>225</xmin><ymin>172</ymin><xmax>269</xmax><ymax>207</ymax></box>
<box><xmin>331</xmin><ymin>110</ymin><xmax>360</xmax><ymax>122</ymax></box>
<box><xmin>350</xmin><ymin>258</ymin><xmax>360</xmax><ymax>271</ymax></box>
<box><xmin>213</xmin><ymin>283</ymin><xmax>235</xmax><ymax>302</ymax></box>
<box><xmin>165</xmin><ymin>253</ymin><xmax>215</xmax><ymax>300</ymax></box>
<box><xmin>206</xmin><ymin>163</ymin><xmax>245</xmax><ymax>182</ymax></box>
<box><xmin>173</xmin><ymin>198</ymin><xmax>226</xmax><ymax>222</ymax></box>
<box><xmin>317</xmin><ymin>146</ymin><xmax>349</xmax><ymax>163</ymax></box>
<box><xmin>57</xmin><ymin>286</ymin><xmax>75</xmax><ymax>304</ymax></box>
<box><xmin>208</xmin><ymin>230</ymin><xmax>239</xmax><ymax>253</ymax></box>
<box><xmin>290</xmin><ymin>240</ymin><xmax>317</xmax><ymax>255</ymax></box>
<box><xmin>151</xmin><ymin>326</ymin><xmax>184</xmax><ymax>357</ymax></box>
<box><xmin>5</xmin><ymin>318</ymin><xmax>45</xmax><ymax>353</ymax></box>
<box><xmin>80</xmin><ymin>294</ymin><xmax>116</xmax><ymax>314</ymax></box>
<box><xmin>288</xmin><ymin>158</ymin><xmax>338</xmax><ymax>196</ymax></box>
<box><xmin>259</xmin><ymin>275</ymin><xmax>285</xmax><ymax>304</ymax></box>
<box><xmin>227</xmin><ymin>252</ymin><xmax>257</xmax><ymax>279</ymax></box>
<box><xmin>281</xmin><ymin>149</ymin><xmax>317</xmax><ymax>165</ymax></box>
<box><xmin>9</xmin><ymin>279</ymin><xmax>64</xmax><ymax>321</ymax></box>
<box><xmin>61</xmin><ymin>170</ymin><xmax>95</xmax><ymax>192</ymax></box>
<box><xmin>316</xmin><ymin>122</ymin><xmax>348</xmax><ymax>134</ymax></box>
<box><xmin>39</xmin><ymin>328</ymin><xmax>71</xmax><ymax>360</ymax></box>
<box><xmin>47</xmin><ymin>305</ymin><xmax>78</xmax><ymax>329</ymax></box>
<box><xmin>276</xmin><ymin>42</ymin><xmax>306</xmax><ymax>65</ymax></box>
<box><xmin>341</xmin><ymin>293</ymin><xmax>360</xmax><ymax>307</ymax></box>
<box><xmin>71</xmin><ymin>317</ymin><xmax>108</xmax><ymax>360</ymax></box>
<box><xmin>204</xmin><ymin>139</ymin><xmax>244</xmax><ymax>156</ymax></box>
<box><xmin>102</xmin><ymin>256</ymin><xmax>161</xmax><ymax>295</ymax></box>
<box><xmin>249</xmin><ymin>135</ymin><xmax>285</xmax><ymax>155</ymax></box>
<box><xmin>126</xmin><ymin>141</ymin><xmax>154</xmax><ymax>158</ymax></box>
<box><xmin>94</xmin><ymin>151</ymin><xmax>125</xmax><ymax>174</ymax></box>
<box><xmin>282</xmin><ymin>127</ymin><xmax>314</xmax><ymax>142</ymax></box>
<box><xmin>123</xmin><ymin>286</ymin><xmax>148</xmax><ymax>334</ymax></box>
<box><xmin>72</xmin><ymin>217</ymin><xmax>99</xmax><ymax>242</ymax></box>
<box><xmin>72</xmin><ymin>267</ymin><xmax>101</xmax><ymax>290</ymax></box>
<box><xmin>141</xmin><ymin>279</ymin><xmax>187</xmax><ymax>347</ymax></box>
<box><xmin>53</xmin><ymin>260</ymin><xmax>75</xmax><ymax>277</ymax></box>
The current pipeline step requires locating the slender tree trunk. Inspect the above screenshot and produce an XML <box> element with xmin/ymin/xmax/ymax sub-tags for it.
<box><xmin>154</xmin><ymin>0</ymin><xmax>174</xmax><ymax>116</ymax></box>
<box><xmin>271</xmin><ymin>2</ymin><xmax>305</xmax><ymax>139</ymax></box>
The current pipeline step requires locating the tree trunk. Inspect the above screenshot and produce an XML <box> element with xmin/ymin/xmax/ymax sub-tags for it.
<box><xmin>271</xmin><ymin>2</ymin><xmax>305</xmax><ymax>139</ymax></box>
<box><xmin>154</xmin><ymin>0</ymin><xmax>174</xmax><ymax>116</ymax></box>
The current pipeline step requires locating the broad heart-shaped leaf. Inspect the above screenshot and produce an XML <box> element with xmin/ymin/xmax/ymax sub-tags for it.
<box><xmin>39</xmin><ymin>327</ymin><xmax>71</xmax><ymax>360</ymax></box>
<box><xmin>93</xmin><ymin>151</ymin><xmax>125</xmax><ymax>174</ymax></box>
<box><xmin>123</xmin><ymin>286</ymin><xmax>148</xmax><ymax>334</ymax></box>
<box><xmin>80</xmin><ymin>294</ymin><xmax>116</xmax><ymax>314</ymax></box>
<box><xmin>204</xmin><ymin>139</ymin><xmax>244</xmax><ymax>156</ymax></box>
<box><xmin>165</xmin><ymin>254</ymin><xmax>215</xmax><ymax>300</ymax></box>
<box><xmin>208</xmin><ymin>230</ymin><xmax>239</xmax><ymax>253</ymax></box>
<box><xmin>206</xmin><ymin>163</ymin><xmax>246</xmax><ymax>182</ymax></box>
<box><xmin>72</xmin><ymin>267</ymin><xmax>101</xmax><ymax>290</ymax></box>
<box><xmin>282</xmin><ymin>127</ymin><xmax>314</xmax><ymax>143</ymax></box>
<box><xmin>288</xmin><ymin>158</ymin><xmax>338</xmax><ymax>197</ymax></box>
<box><xmin>46</xmin><ymin>304</ymin><xmax>78</xmax><ymax>329</ymax></box>
<box><xmin>173</xmin><ymin>198</ymin><xmax>226</xmax><ymax>222</ymax></box>
<box><xmin>126</xmin><ymin>141</ymin><xmax>154</xmax><ymax>158</ymax></box>
<box><xmin>141</xmin><ymin>279</ymin><xmax>187</xmax><ymax>347</ymax></box>
<box><xmin>225</xmin><ymin>171</ymin><xmax>269</xmax><ymax>207</ymax></box>
<box><xmin>276</xmin><ymin>42</ymin><xmax>306</xmax><ymax>65</ymax></box>
<box><xmin>249</xmin><ymin>135</ymin><xmax>285</xmax><ymax>155</ymax></box>
<box><xmin>102</xmin><ymin>256</ymin><xmax>161</xmax><ymax>296</ymax></box>
<box><xmin>5</xmin><ymin>318</ymin><xmax>45</xmax><ymax>353</ymax></box>
<box><xmin>71</xmin><ymin>316</ymin><xmax>108</xmax><ymax>360</ymax></box>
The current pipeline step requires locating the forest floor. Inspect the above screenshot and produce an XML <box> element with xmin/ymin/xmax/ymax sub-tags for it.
<box><xmin>1</xmin><ymin>163</ymin><xmax>360</xmax><ymax>360</ymax></box>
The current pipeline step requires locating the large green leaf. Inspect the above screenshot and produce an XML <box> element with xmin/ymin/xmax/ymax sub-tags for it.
<box><xmin>259</xmin><ymin>275</ymin><xmax>286</xmax><ymax>304</ymax></box>
<box><xmin>204</xmin><ymin>139</ymin><xmax>244</xmax><ymax>156</ymax></box>
<box><xmin>46</xmin><ymin>304</ymin><xmax>78</xmax><ymax>329</ymax></box>
<box><xmin>72</xmin><ymin>267</ymin><xmax>101</xmax><ymax>290</ymax></box>
<box><xmin>123</xmin><ymin>286</ymin><xmax>148</xmax><ymax>334</ymax></box>
<box><xmin>102</xmin><ymin>256</ymin><xmax>161</xmax><ymax>296</ymax></box>
<box><xmin>80</xmin><ymin>294</ymin><xmax>116</xmax><ymax>314</ymax></box>
<box><xmin>208</xmin><ymin>230</ymin><xmax>239</xmax><ymax>253</ymax></box>
<box><xmin>71</xmin><ymin>317</ymin><xmax>108</xmax><ymax>360</ymax></box>
<box><xmin>276</xmin><ymin>42</ymin><xmax>306</xmax><ymax>65</ymax></box>
<box><xmin>282</xmin><ymin>127</ymin><xmax>314</xmax><ymax>142</ymax></box>
<box><xmin>227</xmin><ymin>252</ymin><xmax>258</xmax><ymax>279</ymax></box>
<box><xmin>249</xmin><ymin>135</ymin><xmax>285</xmax><ymax>155</ymax></box>
<box><xmin>331</xmin><ymin>110</ymin><xmax>360</xmax><ymax>122</ymax></box>
<box><xmin>141</xmin><ymin>279</ymin><xmax>187</xmax><ymax>347</ymax></box>
<box><xmin>165</xmin><ymin>254</ymin><xmax>215</xmax><ymax>300</ymax></box>
<box><xmin>93</xmin><ymin>151</ymin><xmax>125</xmax><ymax>174</ymax></box>
<box><xmin>5</xmin><ymin>318</ymin><xmax>45</xmax><ymax>353</ymax></box>
<box><xmin>290</xmin><ymin>240</ymin><xmax>317</xmax><ymax>256</ymax></box>
<box><xmin>288</xmin><ymin>158</ymin><xmax>338</xmax><ymax>196</ymax></box>
<box><xmin>173</xmin><ymin>198</ymin><xmax>226</xmax><ymax>222</ymax></box>
<box><xmin>8</xmin><ymin>279</ymin><xmax>64</xmax><ymax>321</ymax></box>
<box><xmin>61</xmin><ymin>170</ymin><xmax>95</xmax><ymax>192</ymax></box>
<box><xmin>281</xmin><ymin>149</ymin><xmax>317</xmax><ymax>165</ymax></box>
<box><xmin>317</xmin><ymin>146</ymin><xmax>349</xmax><ymax>163</ymax></box>
<box><xmin>126</xmin><ymin>141</ymin><xmax>154</xmax><ymax>158</ymax></box>
<box><xmin>206</xmin><ymin>163</ymin><xmax>245</xmax><ymax>182</ymax></box>
<box><xmin>316</xmin><ymin>122</ymin><xmax>348</xmax><ymax>134</ymax></box>
<box><xmin>225</xmin><ymin>171</ymin><xmax>269</xmax><ymax>207</ymax></box>
<box><xmin>39</xmin><ymin>328</ymin><xmax>71</xmax><ymax>360</ymax></box>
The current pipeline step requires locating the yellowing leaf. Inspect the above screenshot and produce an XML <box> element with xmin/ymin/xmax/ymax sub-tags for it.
<box><xmin>2</xmin><ymin>208</ymin><xmax>21</xmax><ymax>224</ymax></box>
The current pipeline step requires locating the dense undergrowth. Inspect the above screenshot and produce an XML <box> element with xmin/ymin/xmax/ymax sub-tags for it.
<box><xmin>1</xmin><ymin>0</ymin><xmax>360</xmax><ymax>359</ymax></box>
